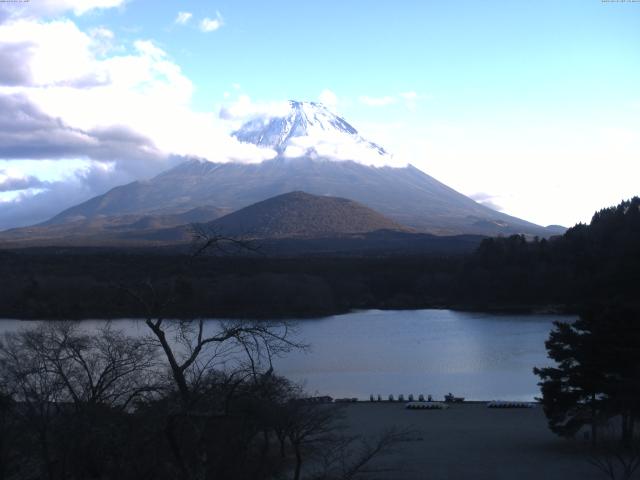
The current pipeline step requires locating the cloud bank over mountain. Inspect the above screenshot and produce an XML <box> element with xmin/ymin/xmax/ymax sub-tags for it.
<box><xmin>1</xmin><ymin>0</ymin><xmax>637</xmax><ymax>231</ymax></box>
<box><xmin>0</xmin><ymin>3</ymin><xmax>410</xmax><ymax>229</ymax></box>
<box><xmin>0</xmin><ymin>5</ymin><xmax>284</xmax><ymax>228</ymax></box>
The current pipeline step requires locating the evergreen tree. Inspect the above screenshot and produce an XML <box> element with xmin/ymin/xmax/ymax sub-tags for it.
<box><xmin>535</xmin><ymin>306</ymin><xmax>640</xmax><ymax>445</ymax></box>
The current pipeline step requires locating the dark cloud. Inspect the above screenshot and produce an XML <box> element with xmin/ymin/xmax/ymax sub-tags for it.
<box><xmin>0</xmin><ymin>181</ymin><xmax>90</xmax><ymax>230</ymax></box>
<box><xmin>0</xmin><ymin>162</ymin><xmax>144</xmax><ymax>230</ymax></box>
<box><xmin>0</xmin><ymin>171</ymin><xmax>47</xmax><ymax>192</ymax></box>
<box><xmin>0</xmin><ymin>93</ymin><xmax>166</xmax><ymax>169</ymax></box>
<box><xmin>0</xmin><ymin>94</ymin><xmax>92</xmax><ymax>158</ymax></box>
<box><xmin>0</xmin><ymin>42</ymin><xmax>34</xmax><ymax>86</ymax></box>
<box><xmin>0</xmin><ymin>93</ymin><xmax>186</xmax><ymax>229</ymax></box>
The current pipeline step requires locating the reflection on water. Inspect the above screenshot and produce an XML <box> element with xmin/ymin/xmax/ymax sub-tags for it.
<box><xmin>271</xmin><ymin>309</ymin><xmax>569</xmax><ymax>401</ymax></box>
<box><xmin>0</xmin><ymin>309</ymin><xmax>571</xmax><ymax>401</ymax></box>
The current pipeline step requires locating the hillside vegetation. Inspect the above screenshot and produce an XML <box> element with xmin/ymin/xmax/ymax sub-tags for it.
<box><xmin>209</xmin><ymin>191</ymin><xmax>409</xmax><ymax>238</ymax></box>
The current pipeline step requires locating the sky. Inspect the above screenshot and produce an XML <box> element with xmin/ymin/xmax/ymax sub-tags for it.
<box><xmin>0</xmin><ymin>0</ymin><xmax>638</xmax><ymax>229</ymax></box>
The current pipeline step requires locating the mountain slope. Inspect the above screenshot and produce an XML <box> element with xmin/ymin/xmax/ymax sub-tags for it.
<box><xmin>0</xmin><ymin>206</ymin><xmax>224</xmax><ymax>245</ymax></box>
<box><xmin>31</xmin><ymin>101</ymin><xmax>557</xmax><ymax>237</ymax></box>
<box><xmin>101</xmin><ymin>192</ymin><xmax>485</xmax><ymax>256</ymax></box>
<box><xmin>45</xmin><ymin>156</ymin><xmax>547</xmax><ymax>236</ymax></box>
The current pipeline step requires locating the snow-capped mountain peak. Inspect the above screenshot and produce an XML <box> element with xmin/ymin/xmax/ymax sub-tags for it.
<box><xmin>232</xmin><ymin>100</ymin><xmax>392</xmax><ymax>165</ymax></box>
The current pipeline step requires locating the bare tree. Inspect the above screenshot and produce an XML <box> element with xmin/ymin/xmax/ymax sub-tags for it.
<box><xmin>122</xmin><ymin>226</ymin><xmax>304</xmax><ymax>406</ymax></box>
<box><xmin>0</xmin><ymin>322</ymin><xmax>160</xmax><ymax>480</ymax></box>
<box><xmin>0</xmin><ymin>391</ymin><xmax>14</xmax><ymax>480</ymax></box>
<box><xmin>142</xmin><ymin>316</ymin><xmax>302</xmax><ymax>407</ymax></box>
<box><xmin>188</xmin><ymin>222</ymin><xmax>261</xmax><ymax>258</ymax></box>
<box><xmin>0</xmin><ymin>325</ymin><xmax>73</xmax><ymax>480</ymax></box>
<box><xmin>112</xmin><ymin>227</ymin><xmax>403</xmax><ymax>480</ymax></box>
<box><xmin>32</xmin><ymin>322</ymin><xmax>160</xmax><ymax>409</ymax></box>
<box><xmin>119</xmin><ymin>227</ymin><xmax>306</xmax><ymax>480</ymax></box>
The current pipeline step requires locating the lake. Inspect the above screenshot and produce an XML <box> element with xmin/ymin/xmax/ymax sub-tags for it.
<box><xmin>0</xmin><ymin>309</ymin><xmax>571</xmax><ymax>401</ymax></box>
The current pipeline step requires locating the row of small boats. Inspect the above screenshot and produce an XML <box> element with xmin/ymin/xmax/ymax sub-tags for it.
<box><xmin>370</xmin><ymin>394</ymin><xmax>438</xmax><ymax>402</ymax></box>
<box><xmin>405</xmin><ymin>400</ymin><xmax>535</xmax><ymax>410</ymax></box>
<box><xmin>369</xmin><ymin>393</ymin><xmax>466</xmax><ymax>403</ymax></box>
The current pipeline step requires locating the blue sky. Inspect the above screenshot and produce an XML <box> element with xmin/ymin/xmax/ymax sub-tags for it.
<box><xmin>0</xmin><ymin>0</ymin><xmax>638</xmax><ymax>228</ymax></box>
<box><xmin>77</xmin><ymin>0</ymin><xmax>639</xmax><ymax>116</ymax></box>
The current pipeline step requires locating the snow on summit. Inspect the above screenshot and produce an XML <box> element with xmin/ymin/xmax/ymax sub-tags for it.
<box><xmin>233</xmin><ymin>101</ymin><xmax>402</xmax><ymax>167</ymax></box>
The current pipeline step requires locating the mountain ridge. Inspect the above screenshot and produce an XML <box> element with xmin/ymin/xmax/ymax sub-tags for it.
<box><xmin>5</xmin><ymin>100</ymin><xmax>563</xmax><ymax>239</ymax></box>
<box><xmin>37</xmin><ymin>155</ymin><xmax>553</xmax><ymax>236</ymax></box>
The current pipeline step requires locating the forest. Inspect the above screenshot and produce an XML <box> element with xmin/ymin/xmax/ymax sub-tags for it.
<box><xmin>0</xmin><ymin>197</ymin><xmax>638</xmax><ymax>319</ymax></box>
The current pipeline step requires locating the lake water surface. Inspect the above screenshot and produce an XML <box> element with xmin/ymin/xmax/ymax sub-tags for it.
<box><xmin>0</xmin><ymin>309</ymin><xmax>572</xmax><ymax>401</ymax></box>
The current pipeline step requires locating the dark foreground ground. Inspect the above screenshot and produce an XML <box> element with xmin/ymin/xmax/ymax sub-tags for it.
<box><xmin>340</xmin><ymin>403</ymin><xmax>600</xmax><ymax>480</ymax></box>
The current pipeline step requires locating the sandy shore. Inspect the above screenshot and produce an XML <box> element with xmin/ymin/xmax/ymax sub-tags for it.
<box><xmin>340</xmin><ymin>403</ymin><xmax>601</xmax><ymax>480</ymax></box>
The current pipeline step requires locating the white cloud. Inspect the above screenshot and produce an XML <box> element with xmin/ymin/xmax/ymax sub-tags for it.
<box><xmin>399</xmin><ymin>91</ymin><xmax>421</xmax><ymax>110</ymax></box>
<box><xmin>200</xmin><ymin>12</ymin><xmax>224</xmax><ymax>32</ymax></box>
<box><xmin>399</xmin><ymin>91</ymin><xmax>418</xmax><ymax>101</ymax></box>
<box><xmin>90</xmin><ymin>26</ymin><xmax>114</xmax><ymax>40</ymax></box>
<box><xmin>89</xmin><ymin>26</ymin><xmax>118</xmax><ymax>56</ymax></box>
<box><xmin>281</xmin><ymin>131</ymin><xmax>406</xmax><ymax>168</ymax></box>
<box><xmin>23</xmin><ymin>30</ymin><xmax>267</xmax><ymax>162</ymax></box>
<box><xmin>0</xmin><ymin>14</ymin><xmax>281</xmax><ymax>228</ymax></box>
<box><xmin>359</xmin><ymin>95</ymin><xmax>396</xmax><ymax>107</ymax></box>
<box><xmin>219</xmin><ymin>95</ymin><xmax>291</xmax><ymax>121</ymax></box>
<box><xmin>175</xmin><ymin>11</ymin><xmax>192</xmax><ymax>25</ymax></box>
<box><xmin>470</xmin><ymin>192</ymin><xmax>504</xmax><ymax>212</ymax></box>
<box><xmin>358</xmin><ymin>91</ymin><xmax>430</xmax><ymax>110</ymax></box>
<box><xmin>1</xmin><ymin>0</ymin><xmax>126</xmax><ymax>18</ymax></box>
<box><xmin>319</xmin><ymin>89</ymin><xmax>338</xmax><ymax>111</ymax></box>
<box><xmin>360</xmin><ymin>115</ymin><xmax>640</xmax><ymax>227</ymax></box>
<box><xmin>0</xmin><ymin>19</ymin><xmax>109</xmax><ymax>87</ymax></box>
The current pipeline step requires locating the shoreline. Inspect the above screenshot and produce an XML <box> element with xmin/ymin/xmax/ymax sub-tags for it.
<box><xmin>0</xmin><ymin>304</ymin><xmax>576</xmax><ymax>322</ymax></box>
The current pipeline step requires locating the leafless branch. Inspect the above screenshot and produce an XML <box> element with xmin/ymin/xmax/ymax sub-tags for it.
<box><xmin>188</xmin><ymin>223</ymin><xmax>263</xmax><ymax>258</ymax></box>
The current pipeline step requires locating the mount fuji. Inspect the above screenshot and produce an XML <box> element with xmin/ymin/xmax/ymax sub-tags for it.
<box><xmin>3</xmin><ymin>101</ymin><xmax>561</xmax><ymax>244</ymax></box>
<box><xmin>233</xmin><ymin>100</ymin><xmax>389</xmax><ymax>161</ymax></box>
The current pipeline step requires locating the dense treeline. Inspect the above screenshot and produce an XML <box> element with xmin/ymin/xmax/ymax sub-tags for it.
<box><xmin>0</xmin><ymin>197</ymin><xmax>638</xmax><ymax>319</ymax></box>
<box><xmin>535</xmin><ymin>305</ymin><xmax>640</xmax><ymax>446</ymax></box>
<box><xmin>463</xmin><ymin>197</ymin><xmax>640</xmax><ymax>310</ymax></box>
<box><xmin>528</xmin><ymin>198</ymin><xmax>640</xmax><ymax>468</ymax></box>
<box><xmin>0</xmin><ymin>253</ymin><xmax>464</xmax><ymax>319</ymax></box>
